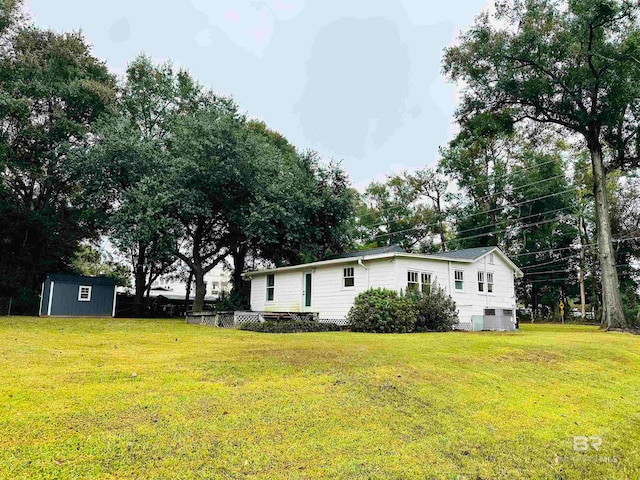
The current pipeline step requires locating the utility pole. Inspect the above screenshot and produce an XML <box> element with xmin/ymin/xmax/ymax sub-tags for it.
<box><xmin>579</xmin><ymin>217</ymin><xmax>586</xmax><ymax>318</ymax></box>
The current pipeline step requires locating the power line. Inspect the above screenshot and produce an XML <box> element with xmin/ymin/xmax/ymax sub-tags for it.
<box><xmin>356</xmin><ymin>159</ymin><xmax>574</xmax><ymax>225</ymax></box>
<box><xmin>471</xmin><ymin>173</ymin><xmax>568</xmax><ymax>206</ymax></box>
<box><xmin>454</xmin><ymin>157</ymin><xmax>562</xmax><ymax>193</ymax></box>
<box><xmin>362</xmin><ymin>188</ymin><xmax>575</xmax><ymax>241</ymax></box>
<box><xmin>455</xmin><ymin>205</ymin><xmax>575</xmax><ymax>237</ymax></box>
<box><xmin>360</xmin><ymin>186</ymin><xmax>579</xmax><ymax>242</ymax></box>
<box><xmin>369</xmin><ymin>213</ymin><xmax>568</xmax><ymax>244</ymax></box>
<box><xmin>521</xmin><ymin>255</ymin><xmax>582</xmax><ymax>270</ymax></box>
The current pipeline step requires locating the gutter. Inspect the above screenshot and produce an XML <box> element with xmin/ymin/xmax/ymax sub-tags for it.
<box><xmin>357</xmin><ymin>258</ymin><xmax>370</xmax><ymax>289</ymax></box>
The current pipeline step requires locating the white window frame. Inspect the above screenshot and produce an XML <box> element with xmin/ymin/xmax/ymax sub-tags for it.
<box><xmin>489</xmin><ymin>253</ymin><xmax>495</xmax><ymax>264</ymax></box>
<box><xmin>266</xmin><ymin>274</ymin><xmax>275</xmax><ymax>302</ymax></box>
<box><xmin>421</xmin><ymin>272</ymin><xmax>432</xmax><ymax>294</ymax></box>
<box><xmin>478</xmin><ymin>271</ymin><xmax>485</xmax><ymax>292</ymax></box>
<box><xmin>487</xmin><ymin>272</ymin><xmax>494</xmax><ymax>293</ymax></box>
<box><xmin>343</xmin><ymin>267</ymin><xmax>355</xmax><ymax>288</ymax></box>
<box><xmin>454</xmin><ymin>270</ymin><xmax>464</xmax><ymax>291</ymax></box>
<box><xmin>407</xmin><ymin>270</ymin><xmax>419</xmax><ymax>292</ymax></box>
<box><xmin>78</xmin><ymin>285</ymin><xmax>92</xmax><ymax>302</ymax></box>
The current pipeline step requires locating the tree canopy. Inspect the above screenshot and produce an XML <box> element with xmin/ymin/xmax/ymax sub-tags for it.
<box><xmin>0</xmin><ymin>23</ymin><xmax>114</xmax><ymax>309</ymax></box>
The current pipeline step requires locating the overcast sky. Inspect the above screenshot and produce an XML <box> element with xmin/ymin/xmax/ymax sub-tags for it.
<box><xmin>25</xmin><ymin>0</ymin><xmax>490</xmax><ymax>188</ymax></box>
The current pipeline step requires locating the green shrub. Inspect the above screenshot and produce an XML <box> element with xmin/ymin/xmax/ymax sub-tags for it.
<box><xmin>238</xmin><ymin>320</ymin><xmax>341</xmax><ymax>333</ymax></box>
<box><xmin>215</xmin><ymin>290</ymin><xmax>250</xmax><ymax>311</ymax></box>
<box><xmin>410</xmin><ymin>287</ymin><xmax>458</xmax><ymax>332</ymax></box>
<box><xmin>348</xmin><ymin>288</ymin><xmax>416</xmax><ymax>333</ymax></box>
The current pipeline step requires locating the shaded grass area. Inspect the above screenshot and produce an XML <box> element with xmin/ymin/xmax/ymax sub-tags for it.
<box><xmin>0</xmin><ymin>318</ymin><xmax>639</xmax><ymax>479</ymax></box>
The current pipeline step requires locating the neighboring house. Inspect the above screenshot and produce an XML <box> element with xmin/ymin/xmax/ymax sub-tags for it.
<box><xmin>40</xmin><ymin>274</ymin><xmax>117</xmax><ymax>317</ymax></box>
<box><xmin>146</xmin><ymin>264</ymin><xmax>232</xmax><ymax>302</ymax></box>
<box><xmin>243</xmin><ymin>246</ymin><xmax>524</xmax><ymax>330</ymax></box>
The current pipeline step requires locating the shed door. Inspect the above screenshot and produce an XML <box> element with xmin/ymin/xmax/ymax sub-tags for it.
<box><xmin>303</xmin><ymin>271</ymin><xmax>313</xmax><ymax>310</ymax></box>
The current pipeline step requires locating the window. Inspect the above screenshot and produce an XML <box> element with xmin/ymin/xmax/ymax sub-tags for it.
<box><xmin>421</xmin><ymin>273</ymin><xmax>432</xmax><ymax>294</ymax></box>
<box><xmin>78</xmin><ymin>285</ymin><xmax>92</xmax><ymax>302</ymax></box>
<box><xmin>484</xmin><ymin>308</ymin><xmax>496</xmax><ymax>316</ymax></box>
<box><xmin>266</xmin><ymin>274</ymin><xmax>275</xmax><ymax>301</ymax></box>
<box><xmin>503</xmin><ymin>309</ymin><xmax>513</xmax><ymax>318</ymax></box>
<box><xmin>343</xmin><ymin>267</ymin><xmax>355</xmax><ymax>288</ymax></box>
<box><xmin>489</xmin><ymin>253</ymin><xmax>495</xmax><ymax>264</ymax></box>
<box><xmin>478</xmin><ymin>271</ymin><xmax>485</xmax><ymax>292</ymax></box>
<box><xmin>407</xmin><ymin>271</ymin><xmax>419</xmax><ymax>292</ymax></box>
<box><xmin>454</xmin><ymin>270</ymin><xmax>464</xmax><ymax>290</ymax></box>
<box><xmin>487</xmin><ymin>272</ymin><xmax>494</xmax><ymax>293</ymax></box>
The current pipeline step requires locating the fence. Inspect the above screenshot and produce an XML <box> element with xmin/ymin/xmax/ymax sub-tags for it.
<box><xmin>0</xmin><ymin>298</ymin><xmax>11</xmax><ymax>316</ymax></box>
<box><xmin>318</xmin><ymin>317</ymin><xmax>349</xmax><ymax>327</ymax></box>
<box><xmin>186</xmin><ymin>311</ymin><xmax>349</xmax><ymax>328</ymax></box>
<box><xmin>454</xmin><ymin>321</ymin><xmax>473</xmax><ymax>332</ymax></box>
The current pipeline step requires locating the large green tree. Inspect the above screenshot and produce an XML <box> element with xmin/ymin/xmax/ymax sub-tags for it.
<box><xmin>443</xmin><ymin>0</ymin><xmax>640</xmax><ymax>328</ymax></box>
<box><xmin>168</xmin><ymin>96</ymin><xmax>250</xmax><ymax>313</ymax></box>
<box><xmin>81</xmin><ymin>56</ymin><xmax>197</xmax><ymax>314</ymax></box>
<box><xmin>0</xmin><ymin>21</ymin><xmax>114</xmax><ymax>308</ymax></box>
<box><xmin>169</xmin><ymin>106</ymin><xmax>356</xmax><ymax>311</ymax></box>
<box><xmin>440</xmin><ymin>112</ymin><xmax>515</xmax><ymax>249</ymax></box>
<box><xmin>357</xmin><ymin>175</ymin><xmax>437</xmax><ymax>251</ymax></box>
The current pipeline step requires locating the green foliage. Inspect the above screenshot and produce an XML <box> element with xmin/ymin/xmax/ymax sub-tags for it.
<box><xmin>169</xmin><ymin>101</ymin><xmax>355</xmax><ymax>311</ymax></box>
<box><xmin>79</xmin><ymin>55</ymin><xmax>193</xmax><ymax>311</ymax></box>
<box><xmin>69</xmin><ymin>244</ymin><xmax>130</xmax><ymax>287</ymax></box>
<box><xmin>215</xmin><ymin>290</ymin><xmax>250</xmax><ymax>312</ymax></box>
<box><xmin>348</xmin><ymin>288</ymin><xmax>416</xmax><ymax>333</ymax></box>
<box><xmin>621</xmin><ymin>283</ymin><xmax>640</xmax><ymax>327</ymax></box>
<box><xmin>440</xmin><ymin>111</ymin><xmax>515</xmax><ymax>249</ymax></box>
<box><xmin>238</xmin><ymin>319</ymin><xmax>341</xmax><ymax>333</ymax></box>
<box><xmin>410</xmin><ymin>287</ymin><xmax>458</xmax><ymax>332</ymax></box>
<box><xmin>0</xmin><ymin>26</ymin><xmax>114</xmax><ymax>298</ymax></box>
<box><xmin>0</xmin><ymin>0</ymin><xmax>21</xmax><ymax>34</ymax></box>
<box><xmin>356</xmin><ymin>174</ymin><xmax>437</xmax><ymax>251</ymax></box>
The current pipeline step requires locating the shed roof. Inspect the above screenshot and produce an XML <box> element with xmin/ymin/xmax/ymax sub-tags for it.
<box><xmin>46</xmin><ymin>274</ymin><xmax>117</xmax><ymax>286</ymax></box>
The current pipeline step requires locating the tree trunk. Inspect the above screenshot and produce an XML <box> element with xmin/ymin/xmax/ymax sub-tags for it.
<box><xmin>589</xmin><ymin>138</ymin><xmax>626</xmax><ymax>329</ymax></box>
<box><xmin>191</xmin><ymin>266</ymin><xmax>206</xmax><ymax>313</ymax></box>
<box><xmin>134</xmin><ymin>244</ymin><xmax>146</xmax><ymax>316</ymax></box>
<box><xmin>184</xmin><ymin>270</ymin><xmax>193</xmax><ymax>316</ymax></box>
<box><xmin>231</xmin><ymin>245</ymin><xmax>248</xmax><ymax>296</ymax></box>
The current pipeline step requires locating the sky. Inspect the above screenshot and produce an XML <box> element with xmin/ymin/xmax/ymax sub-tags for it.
<box><xmin>25</xmin><ymin>0</ymin><xmax>490</xmax><ymax>188</ymax></box>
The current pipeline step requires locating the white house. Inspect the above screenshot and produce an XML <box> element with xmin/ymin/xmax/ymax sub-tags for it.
<box><xmin>243</xmin><ymin>246</ymin><xmax>524</xmax><ymax>331</ymax></box>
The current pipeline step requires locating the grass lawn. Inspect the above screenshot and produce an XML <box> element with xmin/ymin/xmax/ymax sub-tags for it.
<box><xmin>0</xmin><ymin>319</ymin><xmax>639</xmax><ymax>479</ymax></box>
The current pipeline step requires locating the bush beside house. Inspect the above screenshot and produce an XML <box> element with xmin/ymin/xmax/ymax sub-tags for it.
<box><xmin>347</xmin><ymin>289</ymin><xmax>417</xmax><ymax>333</ymax></box>
<box><xmin>411</xmin><ymin>287</ymin><xmax>458</xmax><ymax>332</ymax></box>
<box><xmin>348</xmin><ymin>288</ymin><xmax>458</xmax><ymax>333</ymax></box>
<box><xmin>239</xmin><ymin>319</ymin><xmax>341</xmax><ymax>333</ymax></box>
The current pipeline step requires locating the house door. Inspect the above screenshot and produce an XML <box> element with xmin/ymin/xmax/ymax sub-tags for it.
<box><xmin>303</xmin><ymin>271</ymin><xmax>313</xmax><ymax>311</ymax></box>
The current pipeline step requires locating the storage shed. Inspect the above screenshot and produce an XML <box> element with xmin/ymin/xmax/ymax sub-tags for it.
<box><xmin>39</xmin><ymin>274</ymin><xmax>117</xmax><ymax>317</ymax></box>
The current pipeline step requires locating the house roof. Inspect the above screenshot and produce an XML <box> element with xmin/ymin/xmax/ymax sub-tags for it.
<box><xmin>46</xmin><ymin>274</ymin><xmax>117</xmax><ymax>286</ymax></box>
<box><xmin>325</xmin><ymin>245</ymin><xmax>405</xmax><ymax>260</ymax></box>
<box><xmin>427</xmin><ymin>246</ymin><xmax>497</xmax><ymax>261</ymax></box>
<box><xmin>243</xmin><ymin>245</ymin><xmax>523</xmax><ymax>278</ymax></box>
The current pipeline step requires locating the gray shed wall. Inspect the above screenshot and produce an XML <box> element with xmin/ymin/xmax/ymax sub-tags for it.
<box><xmin>40</xmin><ymin>279</ymin><xmax>52</xmax><ymax>316</ymax></box>
<box><xmin>43</xmin><ymin>281</ymin><xmax>115</xmax><ymax>317</ymax></box>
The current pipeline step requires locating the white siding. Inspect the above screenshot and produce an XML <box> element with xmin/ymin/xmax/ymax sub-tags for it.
<box><xmin>249</xmin><ymin>253</ymin><xmax>518</xmax><ymax>322</ymax></box>
<box><xmin>249</xmin><ymin>258</ymin><xmax>398</xmax><ymax>319</ymax></box>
